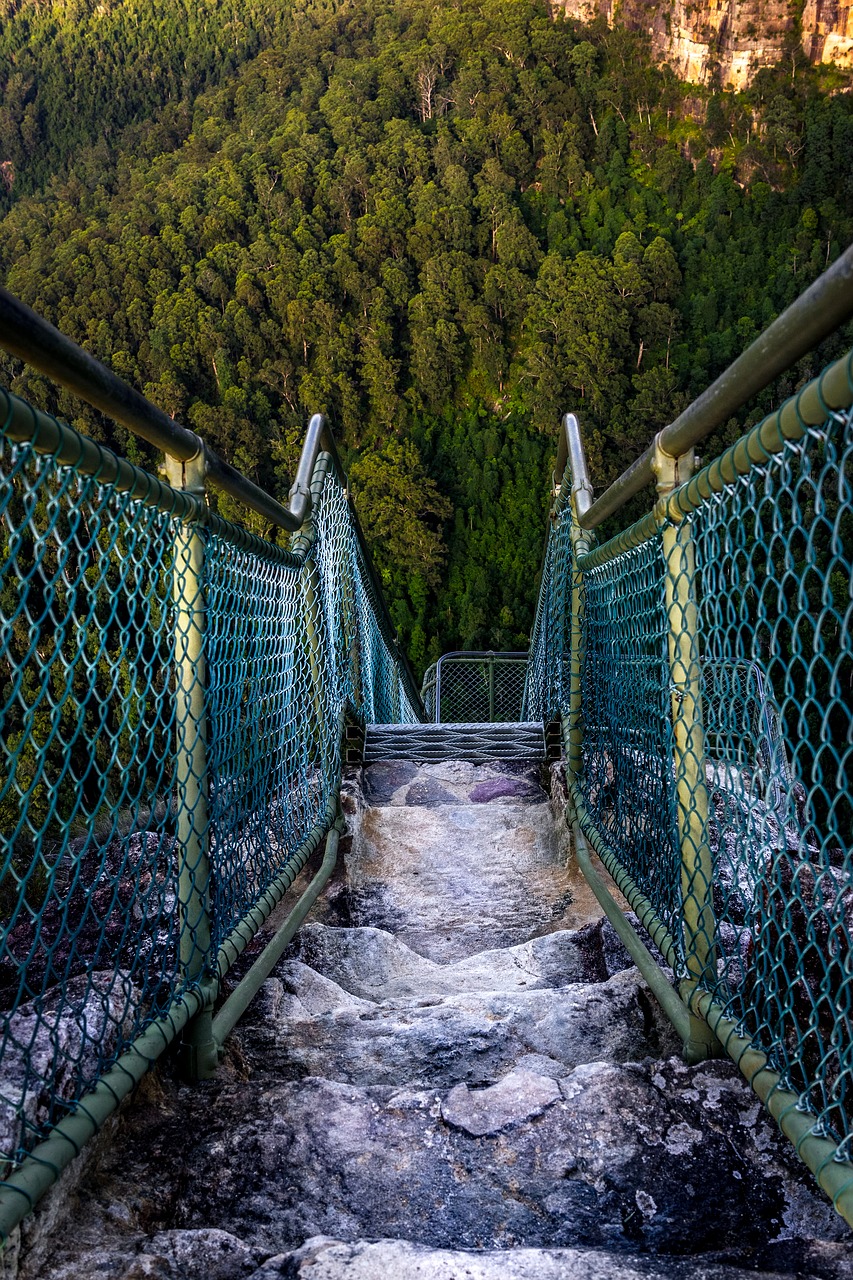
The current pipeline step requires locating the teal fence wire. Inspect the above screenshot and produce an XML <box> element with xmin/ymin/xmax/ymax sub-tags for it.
<box><xmin>525</xmin><ymin>349</ymin><xmax>853</xmax><ymax>1210</ymax></box>
<box><xmin>0</xmin><ymin>386</ymin><xmax>419</xmax><ymax>1190</ymax></box>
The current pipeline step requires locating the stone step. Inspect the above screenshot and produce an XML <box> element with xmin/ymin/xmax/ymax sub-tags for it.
<box><xmin>364</xmin><ymin>722</ymin><xmax>546</xmax><ymax>763</ymax></box>
<box><xmin>15</xmin><ymin>758</ymin><xmax>850</xmax><ymax>1280</ymax></box>
<box><xmin>35</xmin><ymin>1231</ymin><xmax>852</xmax><ymax>1280</ymax></box>
<box><xmin>343</xmin><ymin>796</ymin><xmax>602</xmax><ymax>964</ymax></box>
<box><xmin>288</xmin><ymin>919</ymin><xmax>631</xmax><ymax>1001</ymax></box>
<box><xmin>27</xmin><ymin>1057</ymin><xmax>844</xmax><ymax>1278</ymax></box>
<box><xmin>248</xmin><ymin>1236</ymin><xmax>853</xmax><ymax>1280</ymax></box>
<box><xmin>238</xmin><ymin>963</ymin><xmax>681</xmax><ymax>1087</ymax></box>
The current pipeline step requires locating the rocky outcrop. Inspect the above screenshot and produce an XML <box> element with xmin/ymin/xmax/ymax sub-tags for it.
<box><xmin>803</xmin><ymin>0</ymin><xmax>853</xmax><ymax>68</ymax></box>
<box><xmin>553</xmin><ymin>0</ymin><xmax>853</xmax><ymax>87</ymax></box>
<box><xmin>11</xmin><ymin>760</ymin><xmax>851</xmax><ymax>1280</ymax></box>
<box><xmin>343</xmin><ymin>760</ymin><xmax>603</xmax><ymax>961</ymax></box>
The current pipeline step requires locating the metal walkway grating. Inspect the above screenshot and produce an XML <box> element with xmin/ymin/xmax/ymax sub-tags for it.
<box><xmin>364</xmin><ymin>722</ymin><xmax>547</xmax><ymax>763</ymax></box>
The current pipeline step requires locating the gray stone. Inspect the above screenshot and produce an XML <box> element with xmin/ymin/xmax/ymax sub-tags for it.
<box><xmin>24</xmin><ymin>1229</ymin><xmax>260</xmax><ymax>1280</ymax></box>
<box><xmin>343</xmin><ymin>802</ymin><xmax>601</xmax><ymax>961</ymax></box>
<box><xmin>0</xmin><ymin>971</ymin><xmax>139</xmax><ymax>1175</ymax></box>
<box><xmin>144</xmin><ymin>1229</ymin><xmax>260</xmax><ymax>1279</ymax></box>
<box><xmin>441</xmin><ymin>1070</ymin><xmax>561</xmax><ymax>1136</ymax></box>
<box><xmin>289</xmin><ymin>921</ymin><xmax>612</xmax><ymax>1001</ymax></box>
<box><xmin>247</xmin><ymin>1236</ymin><xmax>846</xmax><ymax>1280</ymax></box>
<box><xmin>0</xmin><ymin>830</ymin><xmax>177</xmax><ymax>1014</ymax></box>
<box><xmin>239</xmin><ymin>966</ymin><xmax>681</xmax><ymax>1087</ymax></box>
<box><xmin>25</xmin><ymin>1057</ymin><xmax>846</xmax><ymax>1270</ymax></box>
<box><xmin>404</xmin><ymin>777</ymin><xmax>459</xmax><ymax>807</ymax></box>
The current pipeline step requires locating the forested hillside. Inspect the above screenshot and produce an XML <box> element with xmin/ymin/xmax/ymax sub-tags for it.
<box><xmin>1</xmin><ymin>0</ymin><xmax>851</xmax><ymax>670</ymax></box>
<box><xmin>0</xmin><ymin>0</ymin><xmax>297</xmax><ymax>204</ymax></box>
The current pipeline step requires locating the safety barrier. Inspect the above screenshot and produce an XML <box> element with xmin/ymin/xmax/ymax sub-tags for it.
<box><xmin>526</xmin><ymin>284</ymin><xmax>853</xmax><ymax>1221</ymax></box>
<box><xmin>0</xmin><ymin>296</ymin><xmax>422</xmax><ymax>1237</ymax></box>
<box><xmin>3</xmin><ymin>251</ymin><xmax>853</xmax><ymax>1238</ymax></box>
<box><xmin>421</xmin><ymin>651</ymin><xmax>528</xmax><ymax>723</ymax></box>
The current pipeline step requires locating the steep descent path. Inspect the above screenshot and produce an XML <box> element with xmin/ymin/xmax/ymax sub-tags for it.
<box><xmin>14</xmin><ymin>758</ymin><xmax>851</xmax><ymax>1280</ymax></box>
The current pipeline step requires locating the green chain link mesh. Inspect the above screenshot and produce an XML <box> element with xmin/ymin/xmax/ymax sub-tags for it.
<box><xmin>693</xmin><ymin>402</ymin><xmax>852</xmax><ymax>1151</ymax></box>
<box><xmin>0</xmin><ymin>392</ymin><xmax>418</xmax><ymax>1177</ymax></box>
<box><xmin>528</xmin><ymin>360</ymin><xmax>853</xmax><ymax>1165</ymax></box>
<box><xmin>582</xmin><ymin>540</ymin><xmax>683</xmax><ymax>947</ymax></box>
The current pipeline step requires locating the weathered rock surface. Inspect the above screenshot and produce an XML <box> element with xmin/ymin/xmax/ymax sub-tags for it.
<box><xmin>256</xmin><ymin>1236</ymin><xmax>853</xmax><ymax>1280</ymax></box>
<box><xmin>0</xmin><ymin>829</ymin><xmax>178</xmax><ymax>1012</ymax></box>
<box><xmin>12</xmin><ymin>759</ymin><xmax>851</xmax><ymax>1280</ymax></box>
<box><xmin>0</xmin><ymin>970</ymin><xmax>139</xmax><ymax>1173</ymax></box>
<box><xmin>345</xmin><ymin>764</ymin><xmax>602</xmax><ymax>962</ymax></box>
<box><xmin>19</xmin><ymin>1055</ymin><xmax>847</xmax><ymax>1278</ymax></box>
<box><xmin>27</xmin><ymin>1232</ymin><xmax>853</xmax><ymax>1280</ymax></box>
<box><xmin>441</xmin><ymin>1068</ymin><xmax>562</xmax><ymax>1135</ymax></box>
<box><xmin>552</xmin><ymin>0</ymin><xmax>853</xmax><ymax>87</ymax></box>
<box><xmin>804</xmin><ymin>0</ymin><xmax>853</xmax><ymax>68</ymax></box>
<box><xmin>239</xmin><ymin>965</ymin><xmax>680</xmax><ymax>1086</ymax></box>
<box><xmin>289</xmin><ymin>919</ymin><xmax>615</xmax><ymax>999</ymax></box>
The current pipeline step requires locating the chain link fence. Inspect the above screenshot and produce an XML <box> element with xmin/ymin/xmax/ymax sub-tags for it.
<box><xmin>421</xmin><ymin>651</ymin><xmax>528</xmax><ymax>723</ymax></box>
<box><xmin>526</xmin><ymin>350</ymin><xmax>853</xmax><ymax>1213</ymax></box>
<box><xmin>0</xmin><ymin>387</ymin><xmax>419</xmax><ymax>1195</ymax></box>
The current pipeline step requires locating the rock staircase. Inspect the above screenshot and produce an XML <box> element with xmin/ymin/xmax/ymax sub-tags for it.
<box><xmin>13</xmin><ymin>758</ymin><xmax>850</xmax><ymax>1280</ymax></box>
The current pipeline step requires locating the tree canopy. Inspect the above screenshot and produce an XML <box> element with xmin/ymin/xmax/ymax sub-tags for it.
<box><xmin>1</xmin><ymin>0</ymin><xmax>851</xmax><ymax>672</ymax></box>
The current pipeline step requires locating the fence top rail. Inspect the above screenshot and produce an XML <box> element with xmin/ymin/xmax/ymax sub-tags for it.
<box><xmin>436</xmin><ymin>650</ymin><xmax>530</xmax><ymax>662</ymax></box>
<box><xmin>0</xmin><ymin>286</ymin><xmax>329</xmax><ymax>533</ymax></box>
<box><xmin>562</xmin><ymin>243</ymin><xmax>853</xmax><ymax>532</ymax></box>
<box><xmin>423</xmin><ymin>651</ymin><xmax>530</xmax><ymax>685</ymax></box>
<box><xmin>0</xmin><ymin>375</ymin><xmax>425</xmax><ymax>717</ymax></box>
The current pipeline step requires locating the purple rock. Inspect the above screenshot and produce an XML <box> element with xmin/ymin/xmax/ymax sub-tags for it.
<box><xmin>469</xmin><ymin>777</ymin><xmax>542</xmax><ymax>803</ymax></box>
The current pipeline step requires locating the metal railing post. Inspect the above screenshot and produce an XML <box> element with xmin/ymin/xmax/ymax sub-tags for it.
<box><xmin>488</xmin><ymin>654</ymin><xmax>495</xmax><ymax>722</ymax></box>
<box><xmin>566</xmin><ymin>516</ymin><xmax>593</xmax><ymax>788</ymax></box>
<box><xmin>164</xmin><ymin>451</ymin><xmax>219</xmax><ymax>1081</ymax></box>
<box><xmin>653</xmin><ymin>438</ymin><xmax>719</xmax><ymax>1064</ymax></box>
<box><xmin>561</xmin><ymin>415</ymin><xmax>594</xmax><ymax>792</ymax></box>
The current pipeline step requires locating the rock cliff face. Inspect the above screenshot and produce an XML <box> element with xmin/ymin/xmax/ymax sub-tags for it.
<box><xmin>553</xmin><ymin>0</ymin><xmax>853</xmax><ymax>88</ymax></box>
<box><xmin>803</xmin><ymin>0</ymin><xmax>853</xmax><ymax>66</ymax></box>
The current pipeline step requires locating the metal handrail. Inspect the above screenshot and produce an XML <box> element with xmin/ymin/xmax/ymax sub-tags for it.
<box><xmin>0</xmin><ymin>287</ymin><xmax>424</xmax><ymax>716</ymax></box>
<box><xmin>554</xmin><ymin>412</ymin><xmax>593</xmax><ymax>517</ymax></box>
<box><xmin>564</xmin><ymin>243</ymin><xmax>853</xmax><ymax>530</ymax></box>
<box><xmin>0</xmin><ymin>287</ymin><xmax>321</xmax><ymax>532</ymax></box>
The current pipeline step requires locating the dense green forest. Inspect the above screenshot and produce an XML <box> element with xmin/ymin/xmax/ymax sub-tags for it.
<box><xmin>1</xmin><ymin>0</ymin><xmax>851</xmax><ymax>671</ymax></box>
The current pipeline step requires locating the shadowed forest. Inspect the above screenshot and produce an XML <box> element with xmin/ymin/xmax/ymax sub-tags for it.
<box><xmin>1</xmin><ymin>0</ymin><xmax>852</xmax><ymax>671</ymax></box>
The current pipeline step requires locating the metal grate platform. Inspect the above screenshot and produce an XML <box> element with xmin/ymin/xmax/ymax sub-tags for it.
<box><xmin>364</xmin><ymin>722</ymin><xmax>547</xmax><ymax>763</ymax></box>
